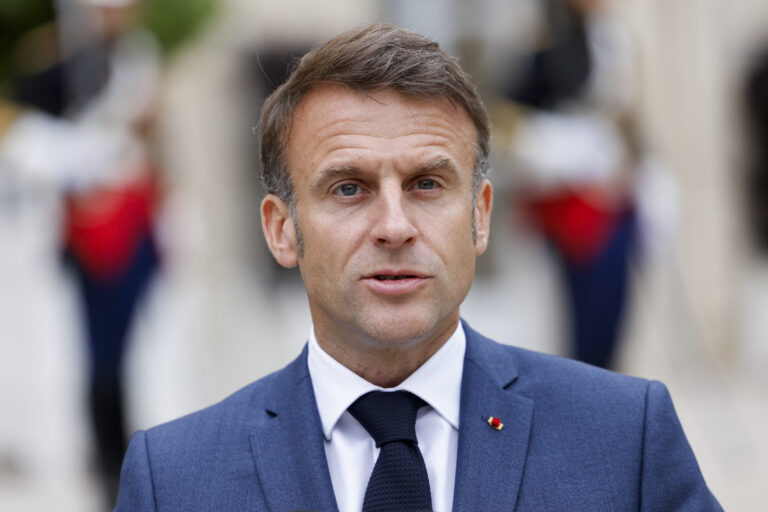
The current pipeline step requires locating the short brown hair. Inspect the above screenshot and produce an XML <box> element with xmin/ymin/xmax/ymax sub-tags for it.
<box><xmin>259</xmin><ymin>23</ymin><xmax>491</xmax><ymax>207</ymax></box>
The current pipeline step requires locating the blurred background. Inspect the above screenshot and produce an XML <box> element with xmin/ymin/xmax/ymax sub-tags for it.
<box><xmin>1</xmin><ymin>0</ymin><xmax>766</xmax><ymax>510</ymax></box>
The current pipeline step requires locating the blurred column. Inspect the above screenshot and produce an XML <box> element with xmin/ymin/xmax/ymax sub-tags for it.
<box><xmin>618</xmin><ymin>0</ymin><xmax>745</xmax><ymax>361</ymax></box>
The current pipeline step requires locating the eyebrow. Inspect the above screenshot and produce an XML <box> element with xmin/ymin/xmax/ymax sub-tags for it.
<box><xmin>309</xmin><ymin>157</ymin><xmax>461</xmax><ymax>190</ymax></box>
<box><xmin>309</xmin><ymin>165</ymin><xmax>366</xmax><ymax>189</ymax></box>
<box><xmin>417</xmin><ymin>158</ymin><xmax>459</xmax><ymax>176</ymax></box>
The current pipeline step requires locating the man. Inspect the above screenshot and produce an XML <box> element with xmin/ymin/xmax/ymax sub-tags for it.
<box><xmin>116</xmin><ymin>24</ymin><xmax>721</xmax><ymax>511</ymax></box>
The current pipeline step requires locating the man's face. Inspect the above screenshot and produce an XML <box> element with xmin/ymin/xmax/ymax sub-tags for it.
<box><xmin>262</xmin><ymin>85</ymin><xmax>492</xmax><ymax>353</ymax></box>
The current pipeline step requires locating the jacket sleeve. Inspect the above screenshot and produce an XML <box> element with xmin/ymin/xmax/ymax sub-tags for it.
<box><xmin>114</xmin><ymin>430</ymin><xmax>157</xmax><ymax>511</ymax></box>
<box><xmin>640</xmin><ymin>381</ymin><xmax>723</xmax><ymax>511</ymax></box>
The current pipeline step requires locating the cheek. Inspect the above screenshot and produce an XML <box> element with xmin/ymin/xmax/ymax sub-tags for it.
<box><xmin>421</xmin><ymin>209</ymin><xmax>476</xmax><ymax>261</ymax></box>
<box><xmin>300</xmin><ymin>215</ymin><xmax>369</xmax><ymax>269</ymax></box>
<box><xmin>441</xmin><ymin>204</ymin><xmax>475</xmax><ymax>239</ymax></box>
<box><xmin>451</xmin><ymin>211</ymin><xmax>479</xmax><ymax>268</ymax></box>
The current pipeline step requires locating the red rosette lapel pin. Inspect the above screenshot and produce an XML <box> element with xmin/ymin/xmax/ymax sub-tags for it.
<box><xmin>487</xmin><ymin>416</ymin><xmax>503</xmax><ymax>431</ymax></box>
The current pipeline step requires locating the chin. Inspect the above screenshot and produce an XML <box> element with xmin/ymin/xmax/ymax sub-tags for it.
<box><xmin>357</xmin><ymin>310</ymin><xmax>449</xmax><ymax>348</ymax></box>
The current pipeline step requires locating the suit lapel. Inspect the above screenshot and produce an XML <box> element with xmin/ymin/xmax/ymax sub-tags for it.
<box><xmin>249</xmin><ymin>347</ymin><xmax>338</xmax><ymax>512</ymax></box>
<box><xmin>452</xmin><ymin>323</ymin><xmax>534</xmax><ymax>511</ymax></box>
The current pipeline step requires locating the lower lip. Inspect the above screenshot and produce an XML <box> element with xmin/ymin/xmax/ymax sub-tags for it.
<box><xmin>363</xmin><ymin>277</ymin><xmax>429</xmax><ymax>296</ymax></box>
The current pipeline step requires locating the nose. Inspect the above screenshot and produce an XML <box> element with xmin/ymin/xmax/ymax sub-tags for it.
<box><xmin>370</xmin><ymin>185</ymin><xmax>418</xmax><ymax>247</ymax></box>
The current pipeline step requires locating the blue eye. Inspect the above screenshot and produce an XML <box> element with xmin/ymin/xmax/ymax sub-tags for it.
<box><xmin>335</xmin><ymin>183</ymin><xmax>360</xmax><ymax>196</ymax></box>
<box><xmin>416</xmin><ymin>179</ymin><xmax>437</xmax><ymax>190</ymax></box>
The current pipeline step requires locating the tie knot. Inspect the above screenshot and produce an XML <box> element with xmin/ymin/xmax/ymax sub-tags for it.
<box><xmin>348</xmin><ymin>391</ymin><xmax>426</xmax><ymax>447</ymax></box>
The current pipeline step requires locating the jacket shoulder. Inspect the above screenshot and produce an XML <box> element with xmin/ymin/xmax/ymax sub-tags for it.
<box><xmin>116</xmin><ymin>351</ymin><xmax>309</xmax><ymax>510</ymax></box>
<box><xmin>464</xmin><ymin>324</ymin><xmax>649</xmax><ymax>400</ymax></box>
<box><xmin>139</xmin><ymin>351</ymin><xmax>305</xmax><ymax>467</ymax></box>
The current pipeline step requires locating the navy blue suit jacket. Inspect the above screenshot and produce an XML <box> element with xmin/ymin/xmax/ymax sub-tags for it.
<box><xmin>115</xmin><ymin>322</ymin><xmax>721</xmax><ymax>511</ymax></box>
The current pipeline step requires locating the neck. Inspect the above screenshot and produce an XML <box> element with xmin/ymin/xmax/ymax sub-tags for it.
<box><xmin>314</xmin><ymin>318</ymin><xmax>459</xmax><ymax>388</ymax></box>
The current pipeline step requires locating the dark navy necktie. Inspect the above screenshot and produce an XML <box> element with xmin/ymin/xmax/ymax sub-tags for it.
<box><xmin>348</xmin><ymin>390</ymin><xmax>432</xmax><ymax>512</ymax></box>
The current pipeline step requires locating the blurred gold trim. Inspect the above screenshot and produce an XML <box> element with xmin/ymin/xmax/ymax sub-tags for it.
<box><xmin>0</xmin><ymin>100</ymin><xmax>23</xmax><ymax>139</ymax></box>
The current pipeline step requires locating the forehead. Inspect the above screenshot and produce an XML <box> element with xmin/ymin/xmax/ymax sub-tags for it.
<box><xmin>284</xmin><ymin>85</ymin><xmax>477</xmax><ymax>178</ymax></box>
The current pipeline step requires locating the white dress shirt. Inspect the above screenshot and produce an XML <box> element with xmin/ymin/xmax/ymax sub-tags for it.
<box><xmin>307</xmin><ymin>323</ymin><xmax>466</xmax><ymax>512</ymax></box>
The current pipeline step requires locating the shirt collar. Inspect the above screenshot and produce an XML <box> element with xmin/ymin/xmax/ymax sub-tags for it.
<box><xmin>307</xmin><ymin>322</ymin><xmax>466</xmax><ymax>441</ymax></box>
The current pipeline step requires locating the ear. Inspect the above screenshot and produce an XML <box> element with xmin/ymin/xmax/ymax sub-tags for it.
<box><xmin>474</xmin><ymin>179</ymin><xmax>493</xmax><ymax>255</ymax></box>
<box><xmin>261</xmin><ymin>194</ymin><xmax>299</xmax><ymax>268</ymax></box>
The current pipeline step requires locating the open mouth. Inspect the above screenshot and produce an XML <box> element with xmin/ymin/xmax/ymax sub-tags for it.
<box><xmin>364</xmin><ymin>272</ymin><xmax>427</xmax><ymax>295</ymax></box>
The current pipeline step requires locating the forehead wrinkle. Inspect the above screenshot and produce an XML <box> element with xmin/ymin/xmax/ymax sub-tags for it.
<box><xmin>289</xmin><ymin>105</ymin><xmax>374</xmax><ymax>160</ymax></box>
<box><xmin>312</xmin><ymin>108</ymin><xmax>472</xmax><ymax>142</ymax></box>
<box><xmin>312</xmin><ymin>131</ymin><xmax>472</xmax><ymax>167</ymax></box>
<box><xmin>309</xmin><ymin>126</ymin><xmax>467</xmax><ymax>166</ymax></box>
